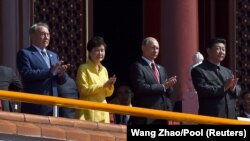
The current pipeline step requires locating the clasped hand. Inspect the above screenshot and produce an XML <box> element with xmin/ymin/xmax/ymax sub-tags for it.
<box><xmin>103</xmin><ymin>74</ymin><xmax>117</xmax><ymax>89</ymax></box>
<box><xmin>164</xmin><ymin>75</ymin><xmax>177</xmax><ymax>89</ymax></box>
<box><xmin>224</xmin><ymin>75</ymin><xmax>239</xmax><ymax>92</ymax></box>
<box><xmin>50</xmin><ymin>61</ymin><xmax>70</xmax><ymax>76</ymax></box>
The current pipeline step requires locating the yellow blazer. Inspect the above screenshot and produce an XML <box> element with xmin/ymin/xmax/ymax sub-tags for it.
<box><xmin>76</xmin><ymin>60</ymin><xmax>114</xmax><ymax>123</ymax></box>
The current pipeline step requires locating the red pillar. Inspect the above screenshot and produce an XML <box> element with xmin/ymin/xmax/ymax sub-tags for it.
<box><xmin>159</xmin><ymin>0</ymin><xmax>199</xmax><ymax>117</ymax></box>
<box><xmin>143</xmin><ymin>0</ymin><xmax>200</xmax><ymax>122</ymax></box>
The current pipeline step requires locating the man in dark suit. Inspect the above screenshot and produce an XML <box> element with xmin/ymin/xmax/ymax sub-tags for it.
<box><xmin>112</xmin><ymin>85</ymin><xmax>133</xmax><ymax>124</ymax></box>
<box><xmin>0</xmin><ymin>66</ymin><xmax>22</xmax><ymax>112</ymax></box>
<box><xmin>129</xmin><ymin>37</ymin><xmax>177</xmax><ymax>125</ymax></box>
<box><xmin>57</xmin><ymin>76</ymin><xmax>79</xmax><ymax>118</ymax></box>
<box><xmin>191</xmin><ymin>37</ymin><xmax>241</xmax><ymax>119</ymax></box>
<box><xmin>16</xmin><ymin>22</ymin><xmax>69</xmax><ymax>116</ymax></box>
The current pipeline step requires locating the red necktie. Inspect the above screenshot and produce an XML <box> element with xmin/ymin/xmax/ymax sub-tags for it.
<box><xmin>151</xmin><ymin>63</ymin><xmax>160</xmax><ymax>83</ymax></box>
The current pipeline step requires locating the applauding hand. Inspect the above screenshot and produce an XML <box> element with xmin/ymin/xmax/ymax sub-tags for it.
<box><xmin>103</xmin><ymin>75</ymin><xmax>117</xmax><ymax>89</ymax></box>
<box><xmin>164</xmin><ymin>75</ymin><xmax>177</xmax><ymax>89</ymax></box>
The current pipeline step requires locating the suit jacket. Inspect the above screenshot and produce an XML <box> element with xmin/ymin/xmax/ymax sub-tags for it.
<box><xmin>0</xmin><ymin>66</ymin><xmax>22</xmax><ymax>111</ymax></box>
<box><xmin>16</xmin><ymin>45</ymin><xmax>67</xmax><ymax>116</ymax></box>
<box><xmin>191</xmin><ymin>60</ymin><xmax>241</xmax><ymax>119</ymax></box>
<box><xmin>129</xmin><ymin>58</ymin><xmax>174</xmax><ymax>124</ymax></box>
<box><xmin>57</xmin><ymin>76</ymin><xmax>79</xmax><ymax>118</ymax></box>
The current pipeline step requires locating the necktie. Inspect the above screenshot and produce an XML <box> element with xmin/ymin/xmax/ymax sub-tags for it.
<box><xmin>41</xmin><ymin>50</ymin><xmax>58</xmax><ymax>116</ymax></box>
<box><xmin>41</xmin><ymin>50</ymin><xmax>50</xmax><ymax>68</ymax></box>
<box><xmin>151</xmin><ymin>63</ymin><xmax>160</xmax><ymax>83</ymax></box>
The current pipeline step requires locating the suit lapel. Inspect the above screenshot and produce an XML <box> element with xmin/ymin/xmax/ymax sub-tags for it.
<box><xmin>45</xmin><ymin>49</ymin><xmax>61</xmax><ymax>67</ymax></box>
<box><xmin>139</xmin><ymin>58</ymin><xmax>160</xmax><ymax>83</ymax></box>
<box><xmin>148</xmin><ymin>65</ymin><xmax>158</xmax><ymax>82</ymax></box>
<box><xmin>30</xmin><ymin>46</ymin><xmax>49</xmax><ymax>68</ymax></box>
<box><xmin>47</xmin><ymin>51</ymin><xmax>54</xmax><ymax>66</ymax></box>
<box><xmin>217</xmin><ymin>67</ymin><xmax>227</xmax><ymax>82</ymax></box>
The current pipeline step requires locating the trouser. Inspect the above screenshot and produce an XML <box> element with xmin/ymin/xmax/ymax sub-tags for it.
<box><xmin>1</xmin><ymin>100</ymin><xmax>21</xmax><ymax>112</ymax></box>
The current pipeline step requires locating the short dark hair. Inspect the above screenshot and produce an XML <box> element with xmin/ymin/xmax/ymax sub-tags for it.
<box><xmin>87</xmin><ymin>36</ymin><xmax>107</xmax><ymax>52</ymax></box>
<box><xmin>207</xmin><ymin>37</ymin><xmax>226</xmax><ymax>48</ymax></box>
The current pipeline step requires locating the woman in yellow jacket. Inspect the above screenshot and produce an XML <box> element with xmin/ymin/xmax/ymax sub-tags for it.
<box><xmin>76</xmin><ymin>36</ymin><xmax>116</xmax><ymax>123</ymax></box>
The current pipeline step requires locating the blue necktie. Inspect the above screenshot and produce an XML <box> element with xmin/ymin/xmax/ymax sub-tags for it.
<box><xmin>41</xmin><ymin>50</ymin><xmax>58</xmax><ymax>116</ymax></box>
<box><xmin>41</xmin><ymin>50</ymin><xmax>50</xmax><ymax>68</ymax></box>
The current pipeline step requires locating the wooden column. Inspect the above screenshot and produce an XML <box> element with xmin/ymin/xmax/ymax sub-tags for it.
<box><xmin>0</xmin><ymin>0</ymin><xmax>31</xmax><ymax>69</ymax></box>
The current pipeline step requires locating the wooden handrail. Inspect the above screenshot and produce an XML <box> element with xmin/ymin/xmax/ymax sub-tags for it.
<box><xmin>0</xmin><ymin>90</ymin><xmax>250</xmax><ymax>125</ymax></box>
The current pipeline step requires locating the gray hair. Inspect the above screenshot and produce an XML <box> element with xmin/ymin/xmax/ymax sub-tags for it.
<box><xmin>29</xmin><ymin>22</ymin><xmax>49</xmax><ymax>35</ymax></box>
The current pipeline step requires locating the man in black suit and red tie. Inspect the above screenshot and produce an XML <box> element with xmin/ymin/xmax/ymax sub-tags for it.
<box><xmin>0</xmin><ymin>66</ymin><xmax>22</xmax><ymax>112</ymax></box>
<box><xmin>129</xmin><ymin>37</ymin><xmax>177</xmax><ymax>125</ymax></box>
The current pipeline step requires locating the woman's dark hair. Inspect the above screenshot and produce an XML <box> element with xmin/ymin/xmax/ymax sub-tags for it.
<box><xmin>87</xmin><ymin>36</ymin><xmax>107</xmax><ymax>52</ymax></box>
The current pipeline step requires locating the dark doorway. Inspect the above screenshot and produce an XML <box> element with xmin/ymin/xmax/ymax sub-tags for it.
<box><xmin>93</xmin><ymin>0</ymin><xmax>143</xmax><ymax>100</ymax></box>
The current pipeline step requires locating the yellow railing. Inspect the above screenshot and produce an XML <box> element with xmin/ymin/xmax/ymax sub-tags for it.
<box><xmin>0</xmin><ymin>90</ymin><xmax>250</xmax><ymax>125</ymax></box>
